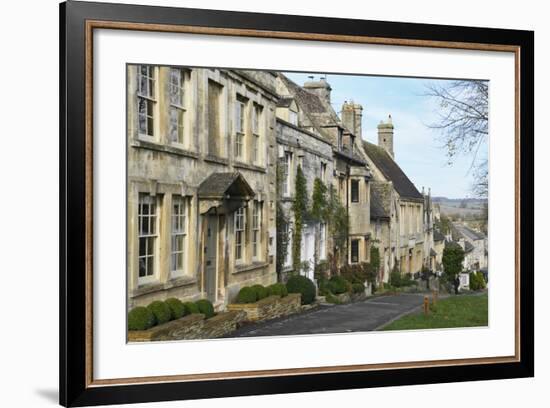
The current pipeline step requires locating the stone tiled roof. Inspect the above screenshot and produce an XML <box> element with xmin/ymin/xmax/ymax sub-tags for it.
<box><xmin>370</xmin><ymin>182</ymin><xmax>391</xmax><ymax>220</ymax></box>
<box><xmin>197</xmin><ymin>172</ymin><xmax>254</xmax><ymax>199</ymax></box>
<box><xmin>433</xmin><ymin>229</ymin><xmax>446</xmax><ymax>242</ymax></box>
<box><xmin>276</xmin><ymin>97</ymin><xmax>294</xmax><ymax>108</ymax></box>
<box><xmin>362</xmin><ymin>141</ymin><xmax>423</xmax><ymax>201</ymax></box>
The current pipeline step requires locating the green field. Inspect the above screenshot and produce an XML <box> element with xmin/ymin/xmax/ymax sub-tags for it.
<box><xmin>381</xmin><ymin>293</ymin><xmax>488</xmax><ymax>331</ymax></box>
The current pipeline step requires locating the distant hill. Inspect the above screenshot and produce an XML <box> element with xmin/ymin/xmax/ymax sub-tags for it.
<box><xmin>433</xmin><ymin>197</ymin><xmax>487</xmax><ymax>219</ymax></box>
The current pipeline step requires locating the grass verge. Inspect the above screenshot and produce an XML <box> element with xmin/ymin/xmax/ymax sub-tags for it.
<box><xmin>381</xmin><ymin>292</ymin><xmax>488</xmax><ymax>331</ymax></box>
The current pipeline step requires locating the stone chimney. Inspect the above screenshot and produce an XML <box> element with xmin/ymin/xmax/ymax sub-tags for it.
<box><xmin>341</xmin><ymin>101</ymin><xmax>363</xmax><ymax>138</ymax></box>
<box><xmin>303</xmin><ymin>77</ymin><xmax>332</xmax><ymax>104</ymax></box>
<box><xmin>378</xmin><ymin>114</ymin><xmax>394</xmax><ymax>159</ymax></box>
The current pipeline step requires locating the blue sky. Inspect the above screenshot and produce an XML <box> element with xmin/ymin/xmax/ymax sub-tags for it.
<box><xmin>284</xmin><ymin>72</ymin><xmax>488</xmax><ymax>199</ymax></box>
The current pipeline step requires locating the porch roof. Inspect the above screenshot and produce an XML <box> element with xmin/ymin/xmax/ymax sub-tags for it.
<box><xmin>197</xmin><ymin>172</ymin><xmax>255</xmax><ymax>200</ymax></box>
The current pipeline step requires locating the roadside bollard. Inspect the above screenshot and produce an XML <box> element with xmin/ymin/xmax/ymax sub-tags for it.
<box><xmin>423</xmin><ymin>296</ymin><xmax>430</xmax><ymax>315</ymax></box>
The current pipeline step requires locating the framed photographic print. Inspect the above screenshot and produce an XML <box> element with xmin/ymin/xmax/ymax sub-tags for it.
<box><xmin>60</xmin><ymin>0</ymin><xmax>534</xmax><ymax>406</ymax></box>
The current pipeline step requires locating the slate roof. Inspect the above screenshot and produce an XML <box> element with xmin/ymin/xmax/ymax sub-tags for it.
<box><xmin>276</xmin><ymin>97</ymin><xmax>294</xmax><ymax>108</ymax></box>
<box><xmin>197</xmin><ymin>172</ymin><xmax>254</xmax><ymax>199</ymax></box>
<box><xmin>464</xmin><ymin>241</ymin><xmax>474</xmax><ymax>253</ymax></box>
<box><xmin>459</xmin><ymin>225</ymin><xmax>486</xmax><ymax>241</ymax></box>
<box><xmin>433</xmin><ymin>230</ymin><xmax>446</xmax><ymax>242</ymax></box>
<box><xmin>362</xmin><ymin>141</ymin><xmax>423</xmax><ymax>201</ymax></box>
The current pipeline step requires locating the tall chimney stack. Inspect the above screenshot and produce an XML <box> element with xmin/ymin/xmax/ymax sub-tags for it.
<box><xmin>341</xmin><ymin>101</ymin><xmax>363</xmax><ymax>138</ymax></box>
<box><xmin>303</xmin><ymin>77</ymin><xmax>332</xmax><ymax>105</ymax></box>
<box><xmin>378</xmin><ymin>114</ymin><xmax>394</xmax><ymax>159</ymax></box>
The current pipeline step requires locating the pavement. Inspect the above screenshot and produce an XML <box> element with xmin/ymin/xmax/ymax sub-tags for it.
<box><xmin>227</xmin><ymin>293</ymin><xmax>427</xmax><ymax>338</ymax></box>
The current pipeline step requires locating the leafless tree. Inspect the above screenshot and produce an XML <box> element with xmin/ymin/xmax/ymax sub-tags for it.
<box><xmin>425</xmin><ymin>80</ymin><xmax>488</xmax><ymax>198</ymax></box>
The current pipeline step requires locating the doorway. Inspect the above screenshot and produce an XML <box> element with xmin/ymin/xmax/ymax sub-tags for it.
<box><xmin>204</xmin><ymin>215</ymin><xmax>218</xmax><ymax>302</ymax></box>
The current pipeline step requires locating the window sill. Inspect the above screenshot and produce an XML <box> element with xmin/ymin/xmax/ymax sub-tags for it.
<box><xmin>132</xmin><ymin>139</ymin><xmax>199</xmax><ymax>159</ymax></box>
<box><xmin>204</xmin><ymin>154</ymin><xmax>229</xmax><ymax>165</ymax></box>
<box><xmin>131</xmin><ymin>281</ymin><xmax>163</xmax><ymax>298</ymax></box>
<box><xmin>233</xmin><ymin>161</ymin><xmax>267</xmax><ymax>173</ymax></box>
<box><xmin>234</xmin><ymin>261</ymin><xmax>269</xmax><ymax>274</ymax></box>
<box><xmin>164</xmin><ymin>275</ymin><xmax>197</xmax><ymax>289</ymax></box>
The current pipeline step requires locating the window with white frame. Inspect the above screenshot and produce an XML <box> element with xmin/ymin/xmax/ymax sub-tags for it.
<box><xmin>137</xmin><ymin>65</ymin><xmax>156</xmax><ymax>138</ymax></box>
<box><xmin>170</xmin><ymin>195</ymin><xmax>188</xmax><ymax>276</ymax></box>
<box><xmin>234</xmin><ymin>207</ymin><xmax>246</xmax><ymax>262</ymax></box>
<box><xmin>169</xmin><ymin>68</ymin><xmax>186</xmax><ymax>145</ymax></box>
<box><xmin>252</xmin><ymin>201</ymin><xmax>262</xmax><ymax>260</ymax></box>
<box><xmin>138</xmin><ymin>193</ymin><xmax>157</xmax><ymax>282</ymax></box>
<box><xmin>319</xmin><ymin>222</ymin><xmax>327</xmax><ymax>260</ymax></box>
<box><xmin>235</xmin><ymin>98</ymin><xmax>246</xmax><ymax>159</ymax></box>
<box><xmin>283</xmin><ymin>151</ymin><xmax>292</xmax><ymax>196</ymax></box>
<box><xmin>252</xmin><ymin>104</ymin><xmax>262</xmax><ymax>164</ymax></box>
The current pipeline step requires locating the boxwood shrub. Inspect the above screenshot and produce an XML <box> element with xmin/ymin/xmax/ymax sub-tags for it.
<box><xmin>328</xmin><ymin>275</ymin><xmax>349</xmax><ymax>294</ymax></box>
<box><xmin>352</xmin><ymin>282</ymin><xmax>365</xmax><ymax>294</ymax></box>
<box><xmin>183</xmin><ymin>301</ymin><xmax>199</xmax><ymax>315</ymax></box>
<box><xmin>146</xmin><ymin>300</ymin><xmax>172</xmax><ymax>325</ymax></box>
<box><xmin>128</xmin><ymin>306</ymin><xmax>155</xmax><ymax>331</ymax></box>
<box><xmin>267</xmin><ymin>283</ymin><xmax>288</xmax><ymax>297</ymax></box>
<box><xmin>165</xmin><ymin>297</ymin><xmax>186</xmax><ymax>320</ymax></box>
<box><xmin>251</xmin><ymin>284</ymin><xmax>269</xmax><ymax>300</ymax></box>
<box><xmin>236</xmin><ymin>286</ymin><xmax>257</xmax><ymax>304</ymax></box>
<box><xmin>286</xmin><ymin>275</ymin><xmax>316</xmax><ymax>305</ymax></box>
<box><xmin>195</xmin><ymin>299</ymin><xmax>215</xmax><ymax>318</ymax></box>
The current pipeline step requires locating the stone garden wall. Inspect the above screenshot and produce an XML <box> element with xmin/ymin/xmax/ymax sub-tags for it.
<box><xmin>128</xmin><ymin>310</ymin><xmax>246</xmax><ymax>342</ymax></box>
<box><xmin>227</xmin><ymin>293</ymin><xmax>301</xmax><ymax>322</ymax></box>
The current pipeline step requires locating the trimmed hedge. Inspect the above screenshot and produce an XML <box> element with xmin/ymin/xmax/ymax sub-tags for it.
<box><xmin>128</xmin><ymin>306</ymin><xmax>155</xmax><ymax>331</ymax></box>
<box><xmin>195</xmin><ymin>299</ymin><xmax>215</xmax><ymax>318</ymax></box>
<box><xmin>469</xmin><ymin>271</ymin><xmax>486</xmax><ymax>291</ymax></box>
<box><xmin>328</xmin><ymin>275</ymin><xmax>349</xmax><ymax>294</ymax></box>
<box><xmin>165</xmin><ymin>297</ymin><xmax>186</xmax><ymax>320</ymax></box>
<box><xmin>286</xmin><ymin>275</ymin><xmax>316</xmax><ymax>305</ymax></box>
<box><xmin>352</xmin><ymin>282</ymin><xmax>365</xmax><ymax>294</ymax></box>
<box><xmin>147</xmin><ymin>301</ymin><xmax>172</xmax><ymax>325</ymax></box>
<box><xmin>268</xmin><ymin>283</ymin><xmax>288</xmax><ymax>297</ymax></box>
<box><xmin>183</xmin><ymin>301</ymin><xmax>200</xmax><ymax>315</ymax></box>
<box><xmin>236</xmin><ymin>286</ymin><xmax>257</xmax><ymax>304</ymax></box>
<box><xmin>251</xmin><ymin>284</ymin><xmax>269</xmax><ymax>300</ymax></box>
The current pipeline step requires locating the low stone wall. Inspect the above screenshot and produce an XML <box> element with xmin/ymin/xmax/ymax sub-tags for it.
<box><xmin>128</xmin><ymin>310</ymin><xmax>246</xmax><ymax>342</ymax></box>
<box><xmin>227</xmin><ymin>293</ymin><xmax>301</xmax><ymax>322</ymax></box>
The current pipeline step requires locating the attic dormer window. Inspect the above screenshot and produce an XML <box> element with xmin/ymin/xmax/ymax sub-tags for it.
<box><xmin>289</xmin><ymin>109</ymin><xmax>298</xmax><ymax>126</ymax></box>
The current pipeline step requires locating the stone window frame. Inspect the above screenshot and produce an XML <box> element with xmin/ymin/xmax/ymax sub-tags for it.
<box><xmin>234</xmin><ymin>96</ymin><xmax>247</xmax><ymax>160</ymax></box>
<box><xmin>137</xmin><ymin>65</ymin><xmax>158</xmax><ymax>141</ymax></box>
<box><xmin>350</xmin><ymin>179</ymin><xmax>360</xmax><ymax>203</ymax></box>
<box><xmin>319</xmin><ymin>222</ymin><xmax>327</xmax><ymax>261</ymax></box>
<box><xmin>170</xmin><ymin>194</ymin><xmax>189</xmax><ymax>278</ymax></box>
<box><xmin>251</xmin><ymin>103</ymin><xmax>263</xmax><ymax>165</ymax></box>
<box><xmin>168</xmin><ymin>68</ymin><xmax>188</xmax><ymax>147</ymax></box>
<box><xmin>350</xmin><ymin>238</ymin><xmax>360</xmax><ymax>264</ymax></box>
<box><xmin>234</xmin><ymin>206</ymin><xmax>247</xmax><ymax>264</ymax></box>
<box><xmin>282</xmin><ymin>151</ymin><xmax>293</xmax><ymax>197</ymax></box>
<box><xmin>251</xmin><ymin>200</ymin><xmax>263</xmax><ymax>261</ymax></box>
<box><xmin>138</xmin><ymin>192</ymin><xmax>159</xmax><ymax>285</ymax></box>
<box><xmin>320</xmin><ymin>162</ymin><xmax>327</xmax><ymax>183</ymax></box>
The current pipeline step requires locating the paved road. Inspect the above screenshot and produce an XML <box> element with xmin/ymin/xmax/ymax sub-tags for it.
<box><xmin>228</xmin><ymin>293</ymin><xmax>426</xmax><ymax>338</ymax></box>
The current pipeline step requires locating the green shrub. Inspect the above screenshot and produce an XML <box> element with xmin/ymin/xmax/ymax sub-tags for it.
<box><xmin>325</xmin><ymin>293</ymin><xmax>342</xmax><ymax>304</ymax></box>
<box><xmin>183</xmin><ymin>301</ymin><xmax>199</xmax><ymax>314</ymax></box>
<box><xmin>286</xmin><ymin>274</ymin><xmax>316</xmax><ymax>305</ymax></box>
<box><xmin>267</xmin><ymin>283</ymin><xmax>288</xmax><ymax>297</ymax></box>
<box><xmin>251</xmin><ymin>284</ymin><xmax>269</xmax><ymax>300</ymax></box>
<box><xmin>165</xmin><ymin>298</ymin><xmax>186</xmax><ymax>320</ymax></box>
<box><xmin>328</xmin><ymin>275</ymin><xmax>349</xmax><ymax>294</ymax></box>
<box><xmin>352</xmin><ymin>282</ymin><xmax>365</xmax><ymax>294</ymax></box>
<box><xmin>195</xmin><ymin>299</ymin><xmax>215</xmax><ymax>318</ymax></box>
<box><xmin>147</xmin><ymin>301</ymin><xmax>172</xmax><ymax>325</ymax></box>
<box><xmin>236</xmin><ymin>286</ymin><xmax>257</xmax><ymax>304</ymax></box>
<box><xmin>389</xmin><ymin>270</ymin><xmax>415</xmax><ymax>288</ymax></box>
<box><xmin>128</xmin><ymin>306</ymin><xmax>155</xmax><ymax>331</ymax></box>
<box><xmin>469</xmin><ymin>272</ymin><xmax>486</xmax><ymax>291</ymax></box>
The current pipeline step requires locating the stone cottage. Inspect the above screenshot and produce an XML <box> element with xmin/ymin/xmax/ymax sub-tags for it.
<box><xmin>275</xmin><ymin>75</ymin><xmax>373</xmax><ymax>271</ymax></box>
<box><xmin>363</xmin><ymin>116</ymin><xmax>428</xmax><ymax>277</ymax></box>
<box><xmin>127</xmin><ymin>65</ymin><xmax>278</xmax><ymax>310</ymax></box>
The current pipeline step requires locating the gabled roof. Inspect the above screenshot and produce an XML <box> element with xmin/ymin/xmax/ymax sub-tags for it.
<box><xmin>276</xmin><ymin>97</ymin><xmax>295</xmax><ymax>108</ymax></box>
<box><xmin>362</xmin><ymin>141</ymin><xmax>423</xmax><ymax>201</ymax></box>
<box><xmin>198</xmin><ymin>172</ymin><xmax>254</xmax><ymax>199</ymax></box>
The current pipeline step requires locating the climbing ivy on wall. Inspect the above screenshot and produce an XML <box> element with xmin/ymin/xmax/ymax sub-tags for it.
<box><xmin>310</xmin><ymin>177</ymin><xmax>329</xmax><ymax>222</ymax></box>
<box><xmin>292</xmin><ymin>165</ymin><xmax>309</xmax><ymax>273</ymax></box>
<box><xmin>327</xmin><ymin>184</ymin><xmax>349</xmax><ymax>262</ymax></box>
<box><xmin>275</xmin><ymin>163</ymin><xmax>289</xmax><ymax>279</ymax></box>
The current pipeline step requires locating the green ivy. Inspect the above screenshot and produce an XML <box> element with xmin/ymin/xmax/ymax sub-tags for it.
<box><xmin>291</xmin><ymin>165</ymin><xmax>308</xmax><ymax>273</ymax></box>
<box><xmin>310</xmin><ymin>177</ymin><xmax>328</xmax><ymax>222</ymax></box>
<box><xmin>327</xmin><ymin>185</ymin><xmax>349</xmax><ymax>261</ymax></box>
<box><xmin>275</xmin><ymin>163</ymin><xmax>289</xmax><ymax>278</ymax></box>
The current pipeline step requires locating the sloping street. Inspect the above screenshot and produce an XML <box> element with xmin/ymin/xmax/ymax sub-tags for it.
<box><xmin>228</xmin><ymin>294</ymin><xmax>426</xmax><ymax>338</ymax></box>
